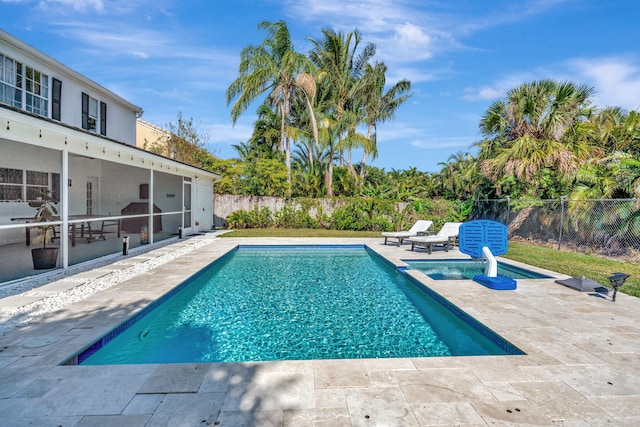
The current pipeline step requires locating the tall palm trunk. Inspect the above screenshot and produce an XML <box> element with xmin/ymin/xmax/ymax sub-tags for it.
<box><xmin>285</xmin><ymin>136</ymin><xmax>292</xmax><ymax>190</ymax></box>
<box><xmin>301</xmin><ymin>97</ymin><xmax>318</xmax><ymax>167</ymax></box>
<box><xmin>279</xmin><ymin>105</ymin><xmax>286</xmax><ymax>153</ymax></box>
<box><xmin>326</xmin><ymin>158</ymin><xmax>334</xmax><ymax>197</ymax></box>
<box><xmin>360</xmin><ymin>122</ymin><xmax>374</xmax><ymax>179</ymax></box>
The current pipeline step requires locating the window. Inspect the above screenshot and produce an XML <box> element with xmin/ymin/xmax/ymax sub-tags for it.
<box><xmin>0</xmin><ymin>53</ymin><xmax>50</xmax><ymax>117</ymax></box>
<box><xmin>0</xmin><ymin>167</ymin><xmax>23</xmax><ymax>201</ymax></box>
<box><xmin>0</xmin><ymin>54</ymin><xmax>22</xmax><ymax>108</ymax></box>
<box><xmin>86</xmin><ymin>181</ymin><xmax>92</xmax><ymax>215</ymax></box>
<box><xmin>52</xmin><ymin>173</ymin><xmax>60</xmax><ymax>202</ymax></box>
<box><xmin>0</xmin><ymin>168</ymin><xmax>59</xmax><ymax>202</ymax></box>
<box><xmin>26</xmin><ymin>170</ymin><xmax>49</xmax><ymax>200</ymax></box>
<box><xmin>82</xmin><ymin>93</ymin><xmax>107</xmax><ymax>135</ymax></box>
<box><xmin>25</xmin><ymin>66</ymin><xmax>48</xmax><ymax>116</ymax></box>
<box><xmin>88</xmin><ymin>96</ymin><xmax>98</xmax><ymax>132</ymax></box>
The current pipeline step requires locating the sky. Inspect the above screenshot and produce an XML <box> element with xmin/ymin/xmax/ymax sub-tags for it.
<box><xmin>1</xmin><ymin>0</ymin><xmax>639</xmax><ymax>173</ymax></box>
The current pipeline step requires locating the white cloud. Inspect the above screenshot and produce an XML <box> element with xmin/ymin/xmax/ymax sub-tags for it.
<box><xmin>51</xmin><ymin>0</ymin><xmax>103</xmax><ymax>11</ymax></box>
<box><xmin>0</xmin><ymin>0</ymin><xmax>104</xmax><ymax>12</ymax></box>
<box><xmin>51</xmin><ymin>21</ymin><xmax>238</xmax><ymax>78</ymax></box>
<box><xmin>462</xmin><ymin>57</ymin><xmax>640</xmax><ymax>111</ymax></box>
<box><xmin>569</xmin><ymin>57</ymin><xmax>640</xmax><ymax>111</ymax></box>
<box><xmin>386</xmin><ymin>65</ymin><xmax>435</xmax><ymax>84</ymax></box>
<box><xmin>379</xmin><ymin>22</ymin><xmax>436</xmax><ymax>62</ymax></box>
<box><xmin>394</xmin><ymin>22</ymin><xmax>433</xmax><ymax>50</ymax></box>
<box><xmin>53</xmin><ymin>22</ymin><xmax>170</xmax><ymax>59</ymax></box>
<box><xmin>375</xmin><ymin>121</ymin><xmax>473</xmax><ymax>150</ymax></box>
<box><xmin>284</xmin><ymin>0</ymin><xmax>563</xmax><ymax>67</ymax></box>
<box><xmin>285</xmin><ymin>0</ymin><xmax>459</xmax><ymax>66</ymax></box>
<box><xmin>461</xmin><ymin>86</ymin><xmax>503</xmax><ymax>102</ymax></box>
<box><xmin>288</xmin><ymin>0</ymin><xmax>412</xmax><ymax>31</ymax></box>
<box><xmin>203</xmin><ymin>122</ymin><xmax>253</xmax><ymax>146</ymax></box>
<box><xmin>132</xmin><ymin>51</ymin><xmax>150</xmax><ymax>60</ymax></box>
<box><xmin>461</xmin><ymin>74</ymin><xmax>534</xmax><ymax>101</ymax></box>
<box><xmin>410</xmin><ymin>136</ymin><xmax>473</xmax><ymax>150</ymax></box>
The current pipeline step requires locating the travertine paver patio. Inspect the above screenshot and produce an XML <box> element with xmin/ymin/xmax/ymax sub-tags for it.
<box><xmin>0</xmin><ymin>235</ymin><xmax>639</xmax><ymax>426</ymax></box>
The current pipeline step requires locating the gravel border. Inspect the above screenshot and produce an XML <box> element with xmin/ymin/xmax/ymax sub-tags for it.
<box><xmin>0</xmin><ymin>233</ymin><xmax>223</xmax><ymax>335</ymax></box>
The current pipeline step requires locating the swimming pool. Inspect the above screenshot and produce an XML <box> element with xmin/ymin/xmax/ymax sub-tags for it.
<box><xmin>67</xmin><ymin>246</ymin><xmax>523</xmax><ymax>365</ymax></box>
<box><xmin>405</xmin><ymin>260</ymin><xmax>552</xmax><ymax>280</ymax></box>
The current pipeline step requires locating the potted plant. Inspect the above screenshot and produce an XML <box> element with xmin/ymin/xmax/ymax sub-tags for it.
<box><xmin>28</xmin><ymin>190</ymin><xmax>59</xmax><ymax>269</ymax></box>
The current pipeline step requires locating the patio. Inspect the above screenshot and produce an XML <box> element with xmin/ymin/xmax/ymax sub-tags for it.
<box><xmin>0</xmin><ymin>234</ymin><xmax>639</xmax><ymax>426</ymax></box>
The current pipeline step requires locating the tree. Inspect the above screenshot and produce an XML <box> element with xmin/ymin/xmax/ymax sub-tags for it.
<box><xmin>587</xmin><ymin>108</ymin><xmax>640</xmax><ymax>156</ymax></box>
<box><xmin>308</xmin><ymin>28</ymin><xmax>376</xmax><ymax>196</ymax></box>
<box><xmin>360</xmin><ymin>62</ymin><xmax>411</xmax><ymax>179</ymax></box>
<box><xmin>239</xmin><ymin>104</ymin><xmax>282</xmax><ymax>161</ymax></box>
<box><xmin>144</xmin><ymin>112</ymin><xmax>217</xmax><ymax>170</ymax></box>
<box><xmin>226</xmin><ymin>20</ymin><xmax>316</xmax><ymax>188</ymax></box>
<box><xmin>477</xmin><ymin>80</ymin><xmax>596</xmax><ymax>197</ymax></box>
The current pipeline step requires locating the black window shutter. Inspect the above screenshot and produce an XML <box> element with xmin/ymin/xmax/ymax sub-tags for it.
<box><xmin>100</xmin><ymin>101</ymin><xmax>107</xmax><ymax>135</ymax></box>
<box><xmin>52</xmin><ymin>78</ymin><xmax>62</xmax><ymax>121</ymax></box>
<box><xmin>81</xmin><ymin>92</ymin><xmax>89</xmax><ymax>130</ymax></box>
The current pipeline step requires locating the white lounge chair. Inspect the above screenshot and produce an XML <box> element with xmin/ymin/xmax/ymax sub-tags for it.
<box><xmin>407</xmin><ymin>222</ymin><xmax>463</xmax><ymax>253</ymax></box>
<box><xmin>381</xmin><ymin>220</ymin><xmax>433</xmax><ymax>245</ymax></box>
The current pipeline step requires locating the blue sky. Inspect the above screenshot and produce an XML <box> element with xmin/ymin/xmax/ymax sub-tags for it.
<box><xmin>1</xmin><ymin>0</ymin><xmax>639</xmax><ymax>172</ymax></box>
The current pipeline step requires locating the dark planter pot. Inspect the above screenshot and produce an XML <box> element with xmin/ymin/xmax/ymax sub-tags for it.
<box><xmin>31</xmin><ymin>247</ymin><xmax>59</xmax><ymax>269</ymax></box>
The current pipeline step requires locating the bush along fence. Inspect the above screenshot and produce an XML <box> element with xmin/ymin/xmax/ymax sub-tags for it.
<box><xmin>213</xmin><ymin>194</ymin><xmax>470</xmax><ymax>232</ymax></box>
<box><xmin>471</xmin><ymin>198</ymin><xmax>640</xmax><ymax>262</ymax></box>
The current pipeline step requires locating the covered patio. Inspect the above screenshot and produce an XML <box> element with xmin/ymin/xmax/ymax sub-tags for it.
<box><xmin>1</xmin><ymin>107</ymin><xmax>217</xmax><ymax>284</ymax></box>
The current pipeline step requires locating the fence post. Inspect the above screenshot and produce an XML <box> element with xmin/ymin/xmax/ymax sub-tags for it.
<box><xmin>558</xmin><ymin>196</ymin><xmax>566</xmax><ymax>250</ymax></box>
<box><xmin>506</xmin><ymin>196</ymin><xmax>511</xmax><ymax>231</ymax></box>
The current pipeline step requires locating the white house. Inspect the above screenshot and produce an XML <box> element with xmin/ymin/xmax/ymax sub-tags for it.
<box><xmin>0</xmin><ymin>29</ymin><xmax>219</xmax><ymax>284</ymax></box>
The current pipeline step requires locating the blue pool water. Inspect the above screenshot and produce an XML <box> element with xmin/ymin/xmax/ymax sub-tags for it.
<box><xmin>406</xmin><ymin>260</ymin><xmax>551</xmax><ymax>280</ymax></box>
<box><xmin>72</xmin><ymin>246</ymin><xmax>523</xmax><ymax>365</ymax></box>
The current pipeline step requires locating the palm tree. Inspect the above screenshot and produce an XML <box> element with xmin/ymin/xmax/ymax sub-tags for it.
<box><xmin>587</xmin><ymin>108</ymin><xmax>640</xmax><ymax>155</ymax></box>
<box><xmin>294</xmin><ymin>71</ymin><xmax>321</xmax><ymax>162</ymax></box>
<box><xmin>619</xmin><ymin>155</ymin><xmax>640</xmax><ymax>197</ymax></box>
<box><xmin>226</xmin><ymin>20</ymin><xmax>314</xmax><ymax>187</ymax></box>
<box><xmin>309</xmin><ymin>28</ymin><xmax>376</xmax><ymax>196</ymax></box>
<box><xmin>231</xmin><ymin>141</ymin><xmax>253</xmax><ymax>162</ymax></box>
<box><xmin>477</xmin><ymin>80</ymin><xmax>596</xmax><ymax>196</ymax></box>
<box><xmin>242</xmin><ymin>104</ymin><xmax>281</xmax><ymax>161</ymax></box>
<box><xmin>360</xmin><ymin>62</ymin><xmax>411</xmax><ymax>179</ymax></box>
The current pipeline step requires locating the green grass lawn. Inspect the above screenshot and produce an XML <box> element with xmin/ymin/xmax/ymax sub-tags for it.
<box><xmin>504</xmin><ymin>241</ymin><xmax>640</xmax><ymax>298</ymax></box>
<box><xmin>219</xmin><ymin>228</ymin><xmax>639</xmax><ymax>298</ymax></box>
<box><xmin>220</xmin><ymin>228</ymin><xmax>381</xmax><ymax>238</ymax></box>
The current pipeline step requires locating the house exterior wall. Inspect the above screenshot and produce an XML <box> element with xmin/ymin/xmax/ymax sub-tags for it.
<box><xmin>136</xmin><ymin>119</ymin><xmax>169</xmax><ymax>151</ymax></box>
<box><xmin>1</xmin><ymin>29</ymin><xmax>140</xmax><ymax>144</ymax></box>
<box><xmin>0</xmin><ymin>30</ymin><xmax>218</xmax><ymax>283</ymax></box>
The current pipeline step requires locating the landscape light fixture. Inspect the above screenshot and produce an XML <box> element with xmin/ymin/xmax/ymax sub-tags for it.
<box><xmin>608</xmin><ymin>272</ymin><xmax>630</xmax><ymax>302</ymax></box>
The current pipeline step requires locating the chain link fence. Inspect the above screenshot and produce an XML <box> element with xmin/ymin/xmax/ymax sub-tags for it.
<box><xmin>470</xmin><ymin>198</ymin><xmax>640</xmax><ymax>263</ymax></box>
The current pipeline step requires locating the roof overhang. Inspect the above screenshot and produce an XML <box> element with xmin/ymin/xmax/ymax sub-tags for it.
<box><xmin>1</xmin><ymin>105</ymin><xmax>220</xmax><ymax>180</ymax></box>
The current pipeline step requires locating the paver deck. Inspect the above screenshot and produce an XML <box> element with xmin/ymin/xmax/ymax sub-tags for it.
<box><xmin>1</xmin><ymin>235</ymin><xmax>639</xmax><ymax>426</ymax></box>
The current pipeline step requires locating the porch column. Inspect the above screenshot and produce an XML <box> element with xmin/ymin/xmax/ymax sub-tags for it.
<box><xmin>148</xmin><ymin>168</ymin><xmax>154</xmax><ymax>244</ymax></box>
<box><xmin>61</xmin><ymin>149</ymin><xmax>69</xmax><ymax>268</ymax></box>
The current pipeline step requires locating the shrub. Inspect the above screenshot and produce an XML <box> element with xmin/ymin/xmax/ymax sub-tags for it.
<box><xmin>330</xmin><ymin>198</ymin><xmax>393</xmax><ymax>231</ymax></box>
<box><xmin>274</xmin><ymin>204</ymin><xmax>318</xmax><ymax>229</ymax></box>
<box><xmin>227</xmin><ymin>206</ymin><xmax>273</xmax><ymax>228</ymax></box>
<box><xmin>225</xmin><ymin>197</ymin><xmax>470</xmax><ymax>231</ymax></box>
<box><xmin>227</xmin><ymin>209</ymin><xmax>252</xmax><ymax>229</ymax></box>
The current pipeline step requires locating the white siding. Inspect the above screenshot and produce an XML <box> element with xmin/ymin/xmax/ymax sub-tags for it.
<box><xmin>1</xmin><ymin>30</ymin><xmax>140</xmax><ymax>145</ymax></box>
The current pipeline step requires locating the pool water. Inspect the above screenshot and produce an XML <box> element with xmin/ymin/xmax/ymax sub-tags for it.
<box><xmin>406</xmin><ymin>260</ymin><xmax>551</xmax><ymax>280</ymax></box>
<box><xmin>73</xmin><ymin>246</ymin><xmax>522</xmax><ymax>365</ymax></box>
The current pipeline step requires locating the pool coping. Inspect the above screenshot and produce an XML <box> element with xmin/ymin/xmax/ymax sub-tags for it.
<box><xmin>1</xmin><ymin>236</ymin><xmax>639</xmax><ymax>425</ymax></box>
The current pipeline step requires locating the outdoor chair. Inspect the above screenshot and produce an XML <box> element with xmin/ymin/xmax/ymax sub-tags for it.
<box><xmin>381</xmin><ymin>220</ymin><xmax>433</xmax><ymax>245</ymax></box>
<box><xmin>407</xmin><ymin>222</ymin><xmax>463</xmax><ymax>253</ymax></box>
